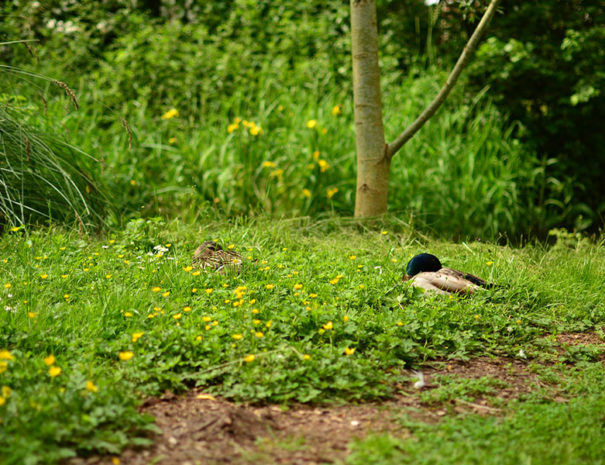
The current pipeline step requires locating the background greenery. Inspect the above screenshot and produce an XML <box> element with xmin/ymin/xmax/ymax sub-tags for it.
<box><xmin>0</xmin><ymin>0</ymin><xmax>603</xmax><ymax>236</ymax></box>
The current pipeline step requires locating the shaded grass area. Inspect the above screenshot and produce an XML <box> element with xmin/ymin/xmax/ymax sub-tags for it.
<box><xmin>0</xmin><ymin>218</ymin><xmax>603</xmax><ymax>463</ymax></box>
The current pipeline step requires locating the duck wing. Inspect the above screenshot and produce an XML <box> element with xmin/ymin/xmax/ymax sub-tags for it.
<box><xmin>411</xmin><ymin>269</ymin><xmax>480</xmax><ymax>294</ymax></box>
<box><xmin>408</xmin><ymin>273</ymin><xmax>451</xmax><ymax>294</ymax></box>
<box><xmin>193</xmin><ymin>245</ymin><xmax>243</xmax><ymax>272</ymax></box>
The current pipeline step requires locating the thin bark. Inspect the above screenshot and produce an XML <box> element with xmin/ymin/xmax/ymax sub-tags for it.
<box><xmin>351</xmin><ymin>0</ymin><xmax>389</xmax><ymax>217</ymax></box>
<box><xmin>387</xmin><ymin>0</ymin><xmax>501</xmax><ymax>159</ymax></box>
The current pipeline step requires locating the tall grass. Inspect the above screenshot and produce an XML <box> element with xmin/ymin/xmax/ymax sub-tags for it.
<box><xmin>3</xmin><ymin>8</ymin><xmax>575</xmax><ymax>238</ymax></box>
<box><xmin>0</xmin><ymin>79</ymin><xmax>107</xmax><ymax>230</ymax></box>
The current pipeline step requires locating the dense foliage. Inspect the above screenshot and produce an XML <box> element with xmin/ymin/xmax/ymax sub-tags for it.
<box><xmin>0</xmin><ymin>0</ymin><xmax>602</xmax><ymax>237</ymax></box>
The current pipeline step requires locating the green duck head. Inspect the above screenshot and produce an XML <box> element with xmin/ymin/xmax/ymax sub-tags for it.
<box><xmin>404</xmin><ymin>253</ymin><xmax>442</xmax><ymax>279</ymax></box>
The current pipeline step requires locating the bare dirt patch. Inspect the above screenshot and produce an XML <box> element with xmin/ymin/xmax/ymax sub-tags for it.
<box><xmin>77</xmin><ymin>355</ymin><xmax>567</xmax><ymax>465</ymax></box>
<box><xmin>554</xmin><ymin>332</ymin><xmax>604</xmax><ymax>346</ymax></box>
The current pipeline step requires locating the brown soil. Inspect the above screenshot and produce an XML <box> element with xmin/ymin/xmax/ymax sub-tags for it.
<box><xmin>76</xmin><ymin>333</ymin><xmax>603</xmax><ymax>465</ymax></box>
<box><xmin>554</xmin><ymin>332</ymin><xmax>604</xmax><ymax>346</ymax></box>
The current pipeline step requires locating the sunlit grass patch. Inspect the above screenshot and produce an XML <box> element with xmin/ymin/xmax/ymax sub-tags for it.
<box><xmin>0</xmin><ymin>218</ymin><xmax>603</xmax><ymax>462</ymax></box>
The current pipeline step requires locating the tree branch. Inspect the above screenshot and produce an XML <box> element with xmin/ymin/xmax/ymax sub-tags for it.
<box><xmin>387</xmin><ymin>0</ymin><xmax>501</xmax><ymax>159</ymax></box>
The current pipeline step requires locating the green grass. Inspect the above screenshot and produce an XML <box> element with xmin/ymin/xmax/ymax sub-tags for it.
<box><xmin>347</xmin><ymin>363</ymin><xmax>605</xmax><ymax>465</ymax></box>
<box><xmin>0</xmin><ymin>218</ymin><xmax>604</xmax><ymax>463</ymax></box>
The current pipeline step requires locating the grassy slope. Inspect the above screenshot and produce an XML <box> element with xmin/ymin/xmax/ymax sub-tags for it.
<box><xmin>0</xmin><ymin>218</ymin><xmax>604</xmax><ymax>464</ymax></box>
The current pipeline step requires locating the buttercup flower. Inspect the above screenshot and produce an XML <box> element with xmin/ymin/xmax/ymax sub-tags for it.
<box><xmin>161</xmin><ymin>108</ymin><xmax>179</xmax><ymax>120</ymax></box>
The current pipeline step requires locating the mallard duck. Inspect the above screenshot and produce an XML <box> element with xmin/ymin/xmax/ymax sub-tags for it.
<box><xmin>403</xmin><ymin>253</ymin><xmax>491</xmax><ymax>295</ymax></box>
<box><xmin>192</xmin><ymin>240</ymin><xmax>243</xmax><ymax>273</ymax></box>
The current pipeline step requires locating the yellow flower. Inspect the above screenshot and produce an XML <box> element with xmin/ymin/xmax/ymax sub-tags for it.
<box><xmin>303</xmin><ymin>354</ymin><xmax>311</xmax><ymax>360</ymax></box>
<box><xmin>162</xmin><ymin>291</ymin><xmax>170</xmax><ymax>297</ymax></box>
<box><xmin>124</xmin><ymin>312</ymin><xmax>133</xmax><ymax>318</ymax></box>
<box><xmin>227</xmin><ymin>123</ymin><xmax>239</xmax><ymax>133</ymax></box>
<box><xmin>344</xmin><ymin>347</ymin><xmax>356</xmax><ymax>356</ymax></box>
<box><xmin>318</xmin><ymin>159</ymin><xmax>330</xmax><ymax>172</ymax></box>
<box><xmin>86</xmin><ymin>381</ymin><xmax>98</xmax><ymax>393</ymax></box>
<box><xmin>294</xmin><ymin>284</ymin><xmax>303</xmax><ymax>290</ymax></box>
<box><xmin>202</xmin><ymin>316</ymin><xmax>211</xmax><ymax>322</ymax></box>
<box><xmin>192</xmin><ymin>271</ymin><xmax>201</xmax><ymax>276</ymax></box>
<box><xmin>306</xmin><ymin>119</ymin><xmax>317</xmax><ymax>129</ymax></box>
<box><xmin>397</xmin><ymin>321</ymin><xmax>404</xmax><ymax>327</ymax></box>
<box><xmin>251</xmin><ymin>308</ymin><xmax>259</xmax><ymax>314</ymax></box>
<box><xmin>106</xmin><ymin>274</ymin><xmax>112</xmax><ymax>279</ymax></box>
<box><xmin>118</xmin><ymin>351</ymin><xmax>134</xmax><ymax>361</ymax></box>
<box><xmin>486</xmin><ymin>261</ymin><xmax>494</xmax><ymax>266</ymax></box>
<box><xmin>265</xmin><ymin>284</ymin><xmax>275</xmax><ymax>290</ymax></box>
<box><xmin>183</xmin><ymin>266</ymin><xmax>193</xmax><ymax>272</ymax></box>
<box><xmin>327</xmin><ymin>187</ymin><xmax>339</xmax><ymax>199</ymax></box>
<box><xmin>255</xmin><ymin>331</ymin><xmax>264</xmax><ymax>338</ymax></box>
<box><xmin>381</xmin><ymin>231</ymin><xmax>388</xmax><ymax>235</ymax></box>
<box><xmin>132</xmin><ymin>332</ymin><xmax>145</xmax><ymax>342</ymax></box>
<box><xmin>269</xmin><ymin>169</ymin><xmax>283</xmax><ymax>179</ymax></box>
<box><xmin>344</xmin><ymin>315</ymin><xmax>349</xmax><ymax>322</ymax></box>
<box><xmin>3</xmin><ymin>283</ymin><xmax>11</xmax><ymax>289</ymax></box>
<box><xmin>40</xmin><ymin>274</ymin><xmax>48</xmax><ymax>279</ymax></box>
<box><xmin>0</xmin><ymin>350</ymin><xmax>13</xmax><ymax>361</ymax></box>
<box><xmin>61</xmin><ymin>274</ymin><xmax>69</xmax><ymax>279</ymax></box>
<box><xmin>302</xmin><ymin>188</ymin><xmax>311</xmax><ymax>198</ymax></box>
<box><xmin>332</xmin><ymin>105</ymin><xmax>342</xmax><ymax>116</ymax></box>
<box><xmin>253</xmin><ymin>319</ymin><xmax>261</xmax><ymax>325</ymax></box>
<box><xmin>2</xmin><ymin>386</ymin><xmax>11</xmax><ymax>398</ymax></box>
<box><xmin>28</xmin><ymin>312</ymin><xmax>37</xmax><ymax>319</ymax></box>
<box><xmin>265</xmin><ymin>320</ymin><xmax>272</xmax><ymax>328</ymax></box>
<box><xmin>205</xmin><ymin>288</ymin><xmax>213</xmax><ymax>294</ymax></box>
<box><xmin>0</xmin><ymin>396</ymin><xmax>5</xmax><ymax>406</ymax></box>
<box><xmin>49</xmin><ymin>365</ymin><xmax>62</xmax><ymax>377</ymax></box>
<box><xmin>152</xmin><ymin>286</ymin><xmax>161</xmax><ymax>293</ymax></box>
<box><xmin>161</xmin><ymin>108</ymin><xmax>179</xmax><ymax>120</ymax></box>
<box><xmin>0</xmin><ymin>361</ymin><xmax>7</xmax><ymax>374</ymax></box>
<box><xmin>323</xmin><ymin>321</ymin><xmax>333</xmax><ymax>330</ymax></box>
<box><xmin>192</xmin><ymin>288</ymin><xmax>198</xmax><ymax>293</ymax></box>
<box><xmin>262</xmin><ymin>161</ymin><xmax>276</xmax><ymax>168</ymax></box>
<box><xmin>173</xmin><ymin>313</ymin><xmax>182</xmax><ymax>320</ymax></box>
<box><xmin>359</xmin><ymin>284</ymin><xmax>365</xmax><ymax>289</ymax></box>
<box><xmin>249</xmin><ymin>125</ymin><xmax>262</xmax><ymax>136</ymax></box>
<box><xmin>232</xmin><ymin>334</ymin><xmax>243</xmax><ymax>340</ymax></box>
<box><xmin>195</xmin><ymin>335</ymin><xmax>202</xmax><ymax>341</ymax></box>
<box><xmin>44</xmin><ymin>355</ymin><xmax>55</xmax><ymax>365</ymax></box>
<box><xmin>244</xmin><ymin>354</ymin><xmax>255</xmax><ymax>363</ymax></box>
<box><xmin>329</xmin><ymin>278</ymin><xmax>340</xmax><ymax>285</ymax></box>
<box><xmin>112</xmin><ymin>457</ymin><xmax>121</xmax><ymax>465</ymax></box>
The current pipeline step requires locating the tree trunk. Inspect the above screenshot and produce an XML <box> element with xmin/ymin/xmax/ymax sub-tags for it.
<box><xmin>350</xmin><ymin>0</ymin><xmax>389</xmax><ymax>217</ymax></box>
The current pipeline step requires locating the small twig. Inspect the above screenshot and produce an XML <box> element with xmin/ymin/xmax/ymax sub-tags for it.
<box><xmin>121</xmin><ymin>118</ymin><xmax>132</xmax><ymax>151</ymax></box>
<box><xmin>456</xmin><ymin>398</ymin><xmax>502</xmax><ymax>413</ymax></box>
<box><xmin>37</xmin><ymin>91</ymin><xmax>47</xmax><ymax>115</ymax></box>
<box><xmin>23</xmin><ymin>42</ymin><xmax>39</xmax><ymax>63</ymax></box>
